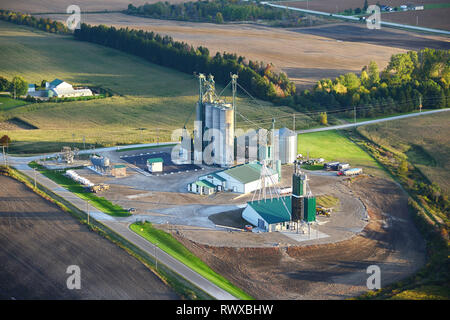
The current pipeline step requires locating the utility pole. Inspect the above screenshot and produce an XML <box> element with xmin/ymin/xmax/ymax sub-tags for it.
<box><xmin>33</xmin><ymin>168</ymin><xmax>37</xmax><ymax>189</ymax></box>
<box><xmin>293</xmin><ymin>113</ymin><xmax>296</xmax><ymax>131</ymax></box>
<box><xmin>154</xmin><ymin>243</ymin><xmax>158</xmax><ymax>271</ymax></box>
<box><xmin>157</xmin><ymin>128</ymin><xmax>160</xmax><ymax>145</ymax></box>
<box><xmin>86</xmin><ymin>200</ymin><xmax>90</xmax><ymax>225</ymax></box>
<box><xmin>419</xmin><ymin>95</ymin><xmax>422</xmax><ymax>113</ymax></box>
<box><xmin>354</xmin><ymin>105</ymin><xmax>357</xmax><ymax>124</ymax></box>
<box><xmin>2</xmin><ymin>145</ymin><xmax>6</xmax><ymax>167</ymax></box>
<box><xmin>232</xmin><ymin>74</ymin><xmax>238</xmax><ymax>137</ymax></box>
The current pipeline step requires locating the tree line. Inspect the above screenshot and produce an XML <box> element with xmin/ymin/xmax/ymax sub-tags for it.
<box><xmin>282</xmin><ymin>49</ymin><xmax>450</xmax><ymax>118</ymax></box>
<box><xmin>126</xmin><ymin>0</ymin><xmax>301</xmax><ymax>23</ymax></box>
<box><xmin>0</xmin><ymin>76</ymin><xmax>28</xmax><ymax>99</ymax></box>
<box><xmin>73</xmin><ymin>23</ymin><xmax>296</xmax><ymax>100</ymax></box>
<box><xmin>0</xmin><ymin>9</ymin><xmax>70</xmax><ymax>34</ymax></box>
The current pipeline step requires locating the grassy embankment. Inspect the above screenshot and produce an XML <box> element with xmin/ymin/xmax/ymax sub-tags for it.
<box><xmin>0</xmin><ymin>20</ymin><xmax>301</xmax><ymax>154</ymax></box>
<box><xmin>0</xmin><ymin>95</ymin><xmax>28</xmax><ymax>112</ymax></box>
<box><xmin>297</xmin><ymin>130</ymin><xmax>385</xmax><ymax>177</ymax></box>
<box><xmin>343</xmin><ymin>119</ymin><xmax>449</xmax><ymax>300</ymax></box>
<box><xmin>130</xmin><ymin>221</ymin><xmax>253</xmax><ymax>300</ymax></box>
<box><xmin>316</xmin><ymin>195</ymin><xmax>340</xmax><ymax>209</ymax></box>
<box><xmin>29</xmin><ymin>161</ymin><xmax>130</xmax><ymax>217</ymax></box>
<box><xmin>0</xmin><ymin>165</ymin><xmax>213</xmax><ymax>300</ymax></box>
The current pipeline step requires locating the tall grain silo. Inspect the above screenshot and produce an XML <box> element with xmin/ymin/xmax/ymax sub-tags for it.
<box><xmin>204</xmin><ymin>103</ymin><xmax>213</xmax><ymax>130</ymax></box>
<box><xmin>277</xmin><ymin>127</ymin><xmax>297</xmax><ymax>164</ymax></box>
<box><xmin>220</xmin><ymin>103</ymin><xmax>234</xmax><ymax>167</ymax></box>
<box><xmin>194</xmin><ymin>73</ymin><xmax>236</xmax><ymax>167</ymax></box>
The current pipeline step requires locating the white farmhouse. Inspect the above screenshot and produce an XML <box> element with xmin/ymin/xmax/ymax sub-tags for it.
<box><xmin>46</xmin><ymin>79</ymin><xmax>93</xmax><ymax>98</ymax></box>
<box><xmin>27</xmin><ymin>79</ymin><xmax>93</xmax><ymax>98</ymax></box>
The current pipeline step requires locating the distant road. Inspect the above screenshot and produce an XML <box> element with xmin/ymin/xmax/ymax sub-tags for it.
<box><xmin>262</xmin><ymin>2</ymin><xmax>450</xmax><ymax>36</ymax></box>
<box><xmin>297</xmin><ymin>108</ymin><xmax>450</xmax><ymax>134</ymax></box>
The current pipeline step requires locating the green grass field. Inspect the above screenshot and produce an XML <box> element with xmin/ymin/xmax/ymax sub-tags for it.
<box><xmin>0</xmin><ymin>95</ymin><xmax>27</xmax><ymax>112</ymax></box>
<box><xmin>130</xmin><ymin>221</ymin><xmax>253</xmax><ymax>300</ymax></box>
<box><xmin>29</xmin><ymin>162</ymin><xmax>130</xmax><ymax>217</ymax></box>
<box><xmin>0</xmin><ymin>21</ymin><xmax>299</xmax><ymax>154</ymax></box>
<box><xmin>298</xmin><ymin>130</ymin><xmax>383</xmax><ymax>176</ymax></box>
<box><xmin>357</xmin><ymin>112</ymin><xmax>450</xmax><ymax>193</ymax></box>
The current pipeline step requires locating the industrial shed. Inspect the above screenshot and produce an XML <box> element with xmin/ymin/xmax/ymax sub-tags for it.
<box><xmin>187</xmin><ymin>180</ymin><xmax>216</xmax><ymax>195</ymax></box>
<box><xmin>111</xmin><ymin>164</ymin><xmax>127</xmax><ymax>177</ymax></box>
<box><xmin>193</xmin><ymin>162</ymin><xmax>279</xmax><ymax>194</ymax></box>
<box><xmin>147</xmin><ymin>158</ymin><xmax>163</xmax><ymax>173</ymax></box>
<box><xmin>242</xmin><ymin>196</ymin><xmax>293</xmax><ymax>232</ymax></box>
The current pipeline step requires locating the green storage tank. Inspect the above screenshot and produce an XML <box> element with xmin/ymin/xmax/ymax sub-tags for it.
<box><xmin>303</xmin><ymin>196</ymin><xmax>316</xmax><ymax>222</ymax></box>
<box><xmin>292</xmin><ymin>173</ymin><xmax>307</xmax><ymax>197</ymax></box>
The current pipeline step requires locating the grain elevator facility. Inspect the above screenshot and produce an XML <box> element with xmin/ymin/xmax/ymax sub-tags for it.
<box><xmin>194</xmin><ymin>74</ymin><xmax>235</xmax><ymax>167</ymax></box>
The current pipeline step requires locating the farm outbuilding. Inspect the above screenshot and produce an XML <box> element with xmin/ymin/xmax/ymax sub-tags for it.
<box><xmin>111</xmin><ymin>164</ymin><xmax>127</xmax><ymax>177</ymax></box>
<box><xmin>187</xmin><ymin>180</ymin><xmax>216</xmax><ymax>195</ymax></box>
<box><xmin>147</xmin><ymin>158</ymin><xmax>163</xmax><ymax>173</ymax></box>
<box><xmin>190</xmin><ymin>162</ymin><xmax>279</xmax><ymax>194</ymax></box>
<box><xmin>242</xmin><ymin>196</ymin><xmax>293</xmax><ymax>232</ymax></box>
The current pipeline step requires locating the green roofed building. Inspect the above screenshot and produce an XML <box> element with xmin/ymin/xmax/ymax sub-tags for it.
<box><xmin>147</xmin><ymin>157</ymin><xmax>163</xmax><ymax>173</ymax></box>
<box><xmin>187</xmin><ymin>179</ymin><xmax>216</xmax><ymax>195</ymax></box>
<box><xmin>242</xmin><ymin>193</ymin><xmax>316</xmax><ymax>232</ymax></box>
<box><xmin>242</xmin><ymin>196</ymin><xmax>294</xmax><ymax>232</ymax></box>
<box><xmin>189</xmin><ymin>161</ymin><xmax>279</xmax><ymax>194</ymax></box>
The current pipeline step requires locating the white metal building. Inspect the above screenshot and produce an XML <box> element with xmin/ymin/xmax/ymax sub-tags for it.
<box><xmin>189</xmin><ymin>162</ymin><xmax>279</xmax><ymax>194</ymax></box>
<box><xmin>147</xmin><ymin>158</ymin><xmax>163</xmax><ymax>173</ymax></box>
<box><xmin>242</xmin><ymin>196</ymin><xmax>293</xmax><ymax>232</ymax></box>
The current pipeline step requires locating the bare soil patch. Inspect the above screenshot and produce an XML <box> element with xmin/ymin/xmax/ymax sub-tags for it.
<box><xmin>0</xmin><ymin>175</ymin><xmax>178</xmax><ymax>299</ymax></box>
<box><xmin>382</xmin><ymin>8</ymin><xmax>450</xmax><ymax>31</ymax></box>
<box><xmin>281</xmin><ymin>0</ymin><xmax>450</xmax><ymax>31</ymax></box>
<box><xmin>169</xmin><ymin>176</ymin><xmax>426</xmax><ymax>299</ymax></box>
<box><xmin>290</xmin><ymin>23</ymin><xmax>450</xmax><ymax>50</ymax></box>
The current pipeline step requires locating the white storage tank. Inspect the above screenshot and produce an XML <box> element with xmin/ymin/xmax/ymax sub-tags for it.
<box><xmin>276</xmin><ymin>127</ymin><xmax>297</xmax><ymax>164</ymax></box>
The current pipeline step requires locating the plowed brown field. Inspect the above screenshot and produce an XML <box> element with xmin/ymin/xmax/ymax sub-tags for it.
<box><xmin>0</xmin><ymin>175</ymin><xmax>178</xmax><ymax>299</ymax></box>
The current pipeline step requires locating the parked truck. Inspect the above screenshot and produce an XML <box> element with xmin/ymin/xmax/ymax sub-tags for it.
<box><xmin>337</xmin><ymin>168</ymin><xmax>362</xmax><ymax>176</ymax></box>
<box><xmin>324</xmin><ymin>161</ymin><xmax>340</xmax><ymax>171</ymax></box>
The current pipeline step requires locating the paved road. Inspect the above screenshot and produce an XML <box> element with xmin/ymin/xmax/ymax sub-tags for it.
<box><xmin>262</xmin><ymin>2</ymin><xmax>450</xmax><ymax>35</ymax></box>
<box><xmin>297</xmin><ymin>108</ymin><xmax>450</xmax><ymax>134</ymax></box>
<box><xmin>3</xmin><ymin>160</ymin><xmax>236</xmax><ymax>300</ymax></box>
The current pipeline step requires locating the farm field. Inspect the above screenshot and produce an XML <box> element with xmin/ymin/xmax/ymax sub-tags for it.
<box><xmin>357</xmin><ymin>111</ymin><xmax>450</xmax><ymax>194</ymax></box>
<box><xmin>0</xmin><ymin>0</ymin><xmax>178</xmax><ymax>13</ymax></box>
<box><xmin>381</xmin><ymin>8</ymin><xmax>450</xmax><ymax>31</ymax></box>
<box><xmin>298</xmin><ymin>130</ymin><xmax>384</xmax><ymax>176</ymax></box>
<box><xmin>41</xmin><ymin>12</ymin><xmax>412</xmax><ymax>89</ymax></box>
<box><xmin>0</xmin><ymin>174</ymin><xmax>178</xmax><ymax>299</ymax></box>
<box><xmin>280</xmin><ymin>0</ymin><xmax>450</xmax><ymax>30</ymax></box>
<box><xmin>0</xmin><ymin>95</ymin><xmax>27</xmax><ymax>112</ymax></box>
<box><xmin>0</xmin><ymin>21</ymin><xmax>297</xmax><ymax>153</ymax></box>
